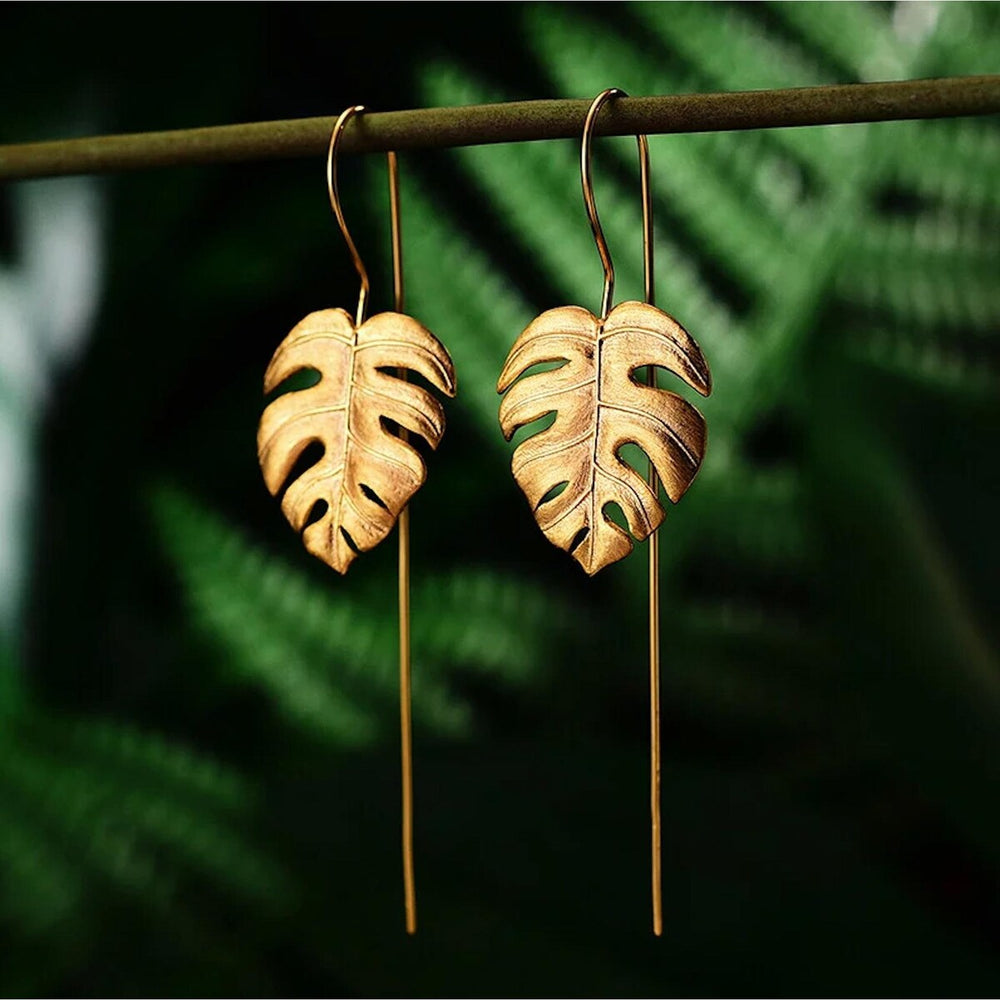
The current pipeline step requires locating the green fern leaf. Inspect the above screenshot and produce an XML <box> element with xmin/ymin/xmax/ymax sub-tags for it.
<box><xmin>0</xmin><ymin>709</ymin><xmax>287</xmax><ymax>931</ymax></box>
<box><xmin>768</xmin><ymin>1</ymin><xmax>908</xmax><ymax>81</ymax></box>
<box><xmin>151</xmin><ymin>484</ymin><xmax>567</xmax><ymax>746</ymax></box>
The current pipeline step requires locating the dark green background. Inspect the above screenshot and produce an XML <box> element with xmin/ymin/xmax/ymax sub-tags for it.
<box><xmin>2</xmin><ymin>3</ymin><xmax>999</xmax><ymax>996</ymax></box>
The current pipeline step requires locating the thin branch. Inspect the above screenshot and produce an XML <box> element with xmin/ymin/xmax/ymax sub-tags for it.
<box><xmin>2</xmin><ymin>76</ymin><xmax>999</xmax><ymax>182</ymax></box>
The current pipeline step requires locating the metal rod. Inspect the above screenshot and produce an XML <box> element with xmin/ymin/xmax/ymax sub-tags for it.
<box><xmin>388</xmin><ymin>149</ymin><xmax>417</xmax><ymax>937</ymax></box>
<box><xmin>2</xmin><ymin>76</ymin><xmax>998</xmax><ymax>181</ymax></box>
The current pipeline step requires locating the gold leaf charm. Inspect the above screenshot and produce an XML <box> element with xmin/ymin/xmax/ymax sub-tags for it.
<box><xmin>497</xmin><ymin>300</ymin><xmax>711</xmax><ymax>576</ymax></box>
<box><xmin>258</xmin><ymin>307</ymin><xmax>456</xmax><ymax>573</ymax></box>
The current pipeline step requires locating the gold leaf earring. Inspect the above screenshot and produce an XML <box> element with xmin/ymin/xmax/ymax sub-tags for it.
<box><xmin>258</xmin><ymin>105</ymin><xmax>455</xmax><ymax>933</ymax></box>
<box><xmin>496</xmin><ymin>89</ymin><xmax>712</xmax><ymax>934</ymax></box>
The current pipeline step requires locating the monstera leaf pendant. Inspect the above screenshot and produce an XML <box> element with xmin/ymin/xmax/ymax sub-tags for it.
<box><xmin>498</xmin><ymin>300</ymin><xmax>711</xmax><ymax>575</ymax></box>
<box><xmin>258</xmin><ymin>307</ymin><xmax>456</xmax><ymax>573</ymax></box>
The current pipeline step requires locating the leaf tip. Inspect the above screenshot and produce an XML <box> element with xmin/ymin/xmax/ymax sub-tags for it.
<box><xmin>694</xmin><ymin>361</ymin><xmax>713</xmax><ymax>398</ymax></box>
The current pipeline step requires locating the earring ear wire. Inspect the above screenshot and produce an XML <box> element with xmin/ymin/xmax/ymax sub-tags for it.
<box><xmin>386</xmin><ymin>147</ymin><xmax>418</xmax><ymax>937</ymax></box>
<box><xmin>259</xmin><ymin>105</ymin><xmax>457</xmax><ymax>935</ymax></box>
<box><xmin>583</xmin><ymin>86</ymin><xmax>663</xmax><ymax>938</ymax></box>
<box><xmin>497</xmin><ymin>88</ymin><xmax>713</xmax><ymax>936</ymax></box>
<box><xmin>326</xmin><ymin>105</ymin><xmax>370</xmax><ymax>323</ymax></box>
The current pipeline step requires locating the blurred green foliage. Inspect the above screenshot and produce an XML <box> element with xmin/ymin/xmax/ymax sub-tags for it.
<box><xmin>1</xmin><ymin>2</ymin><xmax>999</xmax><ymax>995</ymax></box>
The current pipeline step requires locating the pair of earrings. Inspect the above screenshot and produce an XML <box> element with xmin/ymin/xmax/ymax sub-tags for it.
<box><xmin>257</xmin><ymin>91</ymin><xmax>712</xmax><ymax>936</ymax></box>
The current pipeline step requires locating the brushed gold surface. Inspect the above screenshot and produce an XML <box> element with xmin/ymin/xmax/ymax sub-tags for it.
<box><xmin>497</xmin><ymin>299</ymin><xmax>711</xmax><ymax>576</ymax></box>
<box><xmin>258</xmin><ymin>307</ymin><xmax>455</xmax><ymax>573</ymax></box>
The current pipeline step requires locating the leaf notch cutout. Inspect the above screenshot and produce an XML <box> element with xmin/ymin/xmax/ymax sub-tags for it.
<box><xmin>497</xmin><ymin>301</ymin><xmax>711</xmax><ymax>575</ymax></box>
<box><xmin>258</xmin><ymin>308</ymin><xmax>455</xmax><ymax>573</ymax></box>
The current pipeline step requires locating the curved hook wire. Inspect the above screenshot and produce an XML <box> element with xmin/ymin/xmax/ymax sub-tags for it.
<box><xmin>580</xmin><ymin>88</ymin><xmax>654</xmax><ymax>319</ymax></box>
<box><xmin>327</xmin><ymin>105</ymin><xmax>370</xmax><ymax>323</ymax></box>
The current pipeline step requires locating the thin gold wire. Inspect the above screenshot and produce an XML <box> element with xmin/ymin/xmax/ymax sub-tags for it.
<box><xmin>328</xmin><ymin>109</ymin><xmax>417</xmax><ymax>934</ymax></box>
<box><xmin>582</xmin><ymin>89</ymin><xmax>663</xmax><ymax>936</ymax></box>
<box><xmin>388</xmin><ymin>149</ymin><xmax>417</xmax><ymax>937</ymax></box>
<box><xmin>638</xmin><ymin>130</ymin><xmax>663</xmax><ymax>941</ymax></box>
<box><xmin>326</xmin><ymin>105</ymin><xmax>370</xmax><ymax>323</ymax></box>
<box><xmin>580</xmin><ymin>87</ymin><xmax>623</xmax><ymax>320</ymax></box>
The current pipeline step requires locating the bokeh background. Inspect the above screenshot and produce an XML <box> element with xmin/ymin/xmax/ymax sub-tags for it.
<box><xmin>2</xmin><ymin>2</ymin><xmax>999</xmax><ymax>996</ymax></box>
